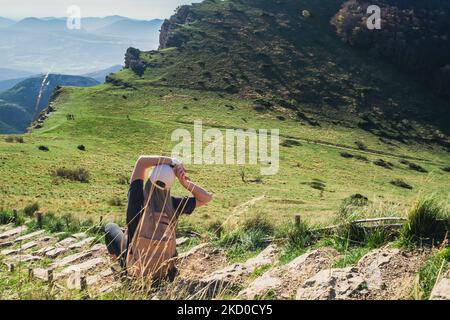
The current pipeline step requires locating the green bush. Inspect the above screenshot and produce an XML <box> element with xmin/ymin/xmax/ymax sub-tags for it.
<box><xmin>108</xmin><ymin>197</ymin><xmax>123</xmax><ymax>207</ymax></box>
<box><xmin>52</xmin><ymin>167</ymin><xmax>90</xmax><ymax>183</ymax></box>
<box><xmin>401</xmin><ymin>196</ymin><xmax>450</xmax><ymax>245</ymax></box>
<box><xmin>0</xmin><ymin>210</ymin><xmax>14</xmax><ymax>225</ymax></box>
<box><xmin>277</xmin><ymin>220</ymin><xmax>313</xmax><ymax>264</ymax></box>
<box><xmin>23</xmin><ymin>202</ymin><xmax>39</xmax><ymax>217</ymax></box>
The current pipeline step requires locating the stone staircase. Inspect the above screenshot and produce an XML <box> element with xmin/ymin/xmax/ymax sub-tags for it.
<box><xmin>0</xmin><ymin>224</ymin><xmax>448</xmax><ymax>300</ymax></box>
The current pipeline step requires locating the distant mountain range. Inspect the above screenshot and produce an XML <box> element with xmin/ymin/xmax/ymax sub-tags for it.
<box><xmin>0</xmin><ymin>68</ymin><xmax>34</xmax><ymax>81</ymax></box>
<box><xmin>0</xmin><ymin>16</ymin><xmax>163</xmax><ymax>75</ymax></box>
<box><xmin>0</xmin><ymin>74</ymin><xmax>99</xmax><ymax>133</ymax></box>
<box><xmin>0</xmin><ymin>65</ymin><xmax>122</xmax><ymax>93</ymax></box>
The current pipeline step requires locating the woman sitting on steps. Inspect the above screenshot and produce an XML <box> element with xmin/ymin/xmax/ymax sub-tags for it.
<box><xmin>104</xmin><ymin>155</ymin><xmax>213</xmax><ymax>281</ymax></box>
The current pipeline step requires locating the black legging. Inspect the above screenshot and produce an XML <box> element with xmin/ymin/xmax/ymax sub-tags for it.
<box><xmin>104</xmin><ymin>222</ymin><xmax>128</xmax><ymax>268</ymax></box>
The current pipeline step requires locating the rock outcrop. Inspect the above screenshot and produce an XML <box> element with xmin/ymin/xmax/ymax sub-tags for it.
<box><xmin>239</xmin><ymin>248</ymin><xmax>339</xmax><ymax>299</ymax></box>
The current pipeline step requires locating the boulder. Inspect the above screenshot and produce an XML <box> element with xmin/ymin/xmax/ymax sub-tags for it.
<box><xmin>239</xmin><ymin>248</ymin><xmax>339</xmax><ymax>299</ymax></box>
<box><xmin>430</xmin><ymin>270</ymin><xmax>450</xmax><ymax>300</ymax></box>
<box><xmin>296</xmin><ymin>267</ymin><xmax>365</xmax><ymax>300</ymax></box>
<box><xmin>194</xmin><ymin>245</ymin><xmax>278</xmax><ymax>298</ymax></box>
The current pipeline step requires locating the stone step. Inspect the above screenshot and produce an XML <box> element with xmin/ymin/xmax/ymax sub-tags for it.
<box><xmin>7</xmin><ymin>254</ymin><xmax>42</xmax><ymax>263</ymax></box>
<box><xmin>0</xmin><ymin>241</ymin><xmax>13</xmax><ymax>249</ymax></box>
<box><xmin>31</xmin><ymin>268</ymin><xmax>54</xmax><ymax>282</ymax></box>
<box><xmin>55</xmin><ymin>237</ymin><xmax>78</xmax><ymax>247</ymax></box>
<box><xmin>1</xmin><ymin>241</ymin><xmax>38</xmax><ymax>256</ymax></box>
<box><xmin>68</xmin><ymin>237</ymin><xmax>95</xmax><ymax>250</ymax></box>
<box><xmin>191</xmin><ymin>244</ymin><xmax>278</xmax><ymax>298</ymax></box>
<box><xmin>0</xmin><ymin>226</ymin><xmax>28</xmax><ymax>240</ymax></box>
<box><xmin>57</xmin><ymin>257</ymin><xmax>106</xmax><ymax>279</ymax></box>
<box><xmin>68</xmin><ymin>268</ymin><xmax>114</xmax><ymax>290</ymax></box>
<box><xmin>50</xmin><ymin>251</ymin><xmax>94</xmax><ymax>269</ymax></box>
<box><xmin>72</xmin><ymin>233</ymin><xmax>88</xmax><ymax>240</ymax></box>
<box><xmin>15</xmin><ymin>230</ymin><xmax>45</xmax><ymax>243</ymax></box>
<box><xmin>38</xmin><ymin>237</ymin><xmax>80</xmax><ymax>258</ymax></box>
<box><xmin>45</xmin><ymin>247</ymin><xmax>68</xmax><ymax>259</ymax></box>
<box><xmin>0</xmin><ymin>224</ymin><xmax>13</xmax><ymax>232</ymax></box>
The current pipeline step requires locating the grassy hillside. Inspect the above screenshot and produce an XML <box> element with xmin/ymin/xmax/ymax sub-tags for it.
<box><xmin>132</xmin><ymin>0</ymin><xmax>449</xmax><ymax>146</ymax></box>
<box><xmin>0</xmin><ymin>74</ymin><xmax>99</xmax><ymax>133</ymax></box>
<box><xmin>0</xmin><ymin>0</ymin><xmax>449</xmax><ymax>229</ymax></box>
<box><xmin>0</xmin><ymin>68</ymin><xmax>448</xmax><ymax>229</ymax></box>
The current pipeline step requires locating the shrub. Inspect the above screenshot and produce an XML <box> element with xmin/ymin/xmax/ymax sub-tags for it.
<box><xmin>400</xmin><ymin>159</ymin><xmax>427</xmax><ymax>173</ymax></box>
<box><xmin>309</xmin><ymin>180</ymin><xmax>325</xmax><ymax>191</ymax></box>
<box><xmin>28</xmin><ymin>212</ymin><xmax>93</xmax><ymax>234</ymax></box>
<box><xmin>354</xmin><ymin>155</ymin><xmax>368</xmax><ymax>162</ymax></box>
<box><xmin>23</xmin><ymin>202</ymin><xmax>39</xmax><ymax>217</ymax></box>
<box><xmin>277</xmin><ymin>220</ymin><xmax>313</xmax><ymax>264</ymax></box>
<box><xmin>117</xmin><ymin>175</ymin><xmax>130</xmax><ymax>185</ymax></box>
<box><xmin>215</xmin><ymin>213</ymin><xmax>274</xmax><ymax>262</ymax></box>
<box><xmin>52</xmin><ymin>167</ymin><xmax>90</xmax><ymax>183</ymax></box>
<box><xmin>242</xmin><ymin>213</ymin><xmax>274</xmax><ymax>235</ymax></box>
<box><xmin>391</xmin><ymin>179</ymin><xmax>413</xmax><ymax>190</ymax></box>
<box><xmin>339</xmin><ymin>194</ymin><xmax>369</xmax><ymax>219</ymax></box>
<box><xmin>108</xmin><ymin>197</ymin><xmax>123</xmax><ymax>207</ymax></box>
<box><xmin>281</xmin><ymin>139</ymin><xmax>301</xmax><ymax>148</ymax></box>
<box><xmin>38</xmin><ymin>145</ymin><xmax>49</xmax><ymax>152</ymax></box>
<box><xmin>374</xmin><ymin>159</ymin><xmax>393</xmax><ymax>169</ymax></box>
<box><xmin>340</xmin><ymin>152</ymin><xmax>354</xmax><ymax>159</ymax></box>
<box><xmin>5</xmin><ymin>136</ymin><xmax>24</xmax><ymax>143</ymax></box>
<box><xmin>441</xmin><ymin>166</ymin><xmax>450</xmax><ymax>173</ymax></box>
<box><xmin>0</xmin><ymin>210</ymin><xmax>13</xmax><ymax>225</ymax></box>
<box><xmin>401</xmin><ymin>196</ymin><xmax>450</xmax><ymax>245</ymax></box>
<box><xmin>77</xmin><ymin>145</ymin><xmax>86</xmax><ymax>151</ymax></box>
<box><xmin>355</xmin><ymin>141</ymin><xmax>368</xmax><ymax>150</ymax></box>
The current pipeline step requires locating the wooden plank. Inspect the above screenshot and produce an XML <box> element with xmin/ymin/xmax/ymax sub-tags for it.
<box><xmin>352</xmin><ymin>217</ymin><xmax>407</xmax><ymax>224</ymax></box>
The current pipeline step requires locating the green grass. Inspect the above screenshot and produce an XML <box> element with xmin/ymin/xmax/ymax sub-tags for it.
<box><xmin>412</xmin><ymin>247</ymin><xmax>450</xmax><ymax>300</ymax></box>
<box><xmin>401</xmin><ymin>196</ymin><xmax>450</xmax><ymax>246</ymax></box>
<box><xmin>0</xmin><ymin>82</ymin><xmax>448</xmax><ymax>231</ymax></box>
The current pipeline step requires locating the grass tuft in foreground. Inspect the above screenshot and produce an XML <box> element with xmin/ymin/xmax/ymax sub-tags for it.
<box><xmin>401</xmin><ymin>196</ymin><xmax>450</xmax><ymax>246</ymax></box>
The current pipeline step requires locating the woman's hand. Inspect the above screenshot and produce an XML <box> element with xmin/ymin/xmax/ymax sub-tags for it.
<box><xmin>174</xmin><ymin>164</ymin><xmax>213</xmax><ymax>207</ymax></box>
<box><xmin>174</xmin><ymin>164</ymin><xmax>189</xmax><ymax>187</ymax></box>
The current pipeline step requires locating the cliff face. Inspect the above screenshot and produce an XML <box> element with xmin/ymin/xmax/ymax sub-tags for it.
<box><xmin>159</xmin><ymin>5</ymin><xmax>196</xmax><ymax>50</ymax></box>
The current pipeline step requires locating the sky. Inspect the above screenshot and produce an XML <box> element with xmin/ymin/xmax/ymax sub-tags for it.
<box><xmin>0</xmin><ymin>0</ymin><xmax>202</xmax><ymax>20</ymax></box>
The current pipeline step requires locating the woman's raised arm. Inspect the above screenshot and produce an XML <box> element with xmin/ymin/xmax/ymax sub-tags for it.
<box><xmin>130</xmin><ymin>156</ymin><xmax>173</xmax><ymax>182</ymax></box>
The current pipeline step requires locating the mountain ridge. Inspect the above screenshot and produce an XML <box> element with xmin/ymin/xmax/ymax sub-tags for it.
<box><xmin>117</xmin><ymin>0</ymin><xmax>449</xmax><ymax>147</ymax></box>
<box><xmin>0</xmin><ymin>74</ymin><xmax>99</xmax><ymax>133</ymax></box>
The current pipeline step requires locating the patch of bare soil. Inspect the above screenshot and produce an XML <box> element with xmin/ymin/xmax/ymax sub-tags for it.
<box><xmin>159</xmin><ymin>244</ymin><xmax>229</xmax><ymax>299</ymax></box>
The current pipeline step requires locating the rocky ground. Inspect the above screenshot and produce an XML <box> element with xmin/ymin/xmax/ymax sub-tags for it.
<box><xmin>0</xmin><ymin>224</ymin><xmax>448</xmax><ymax>300</ymax></box>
